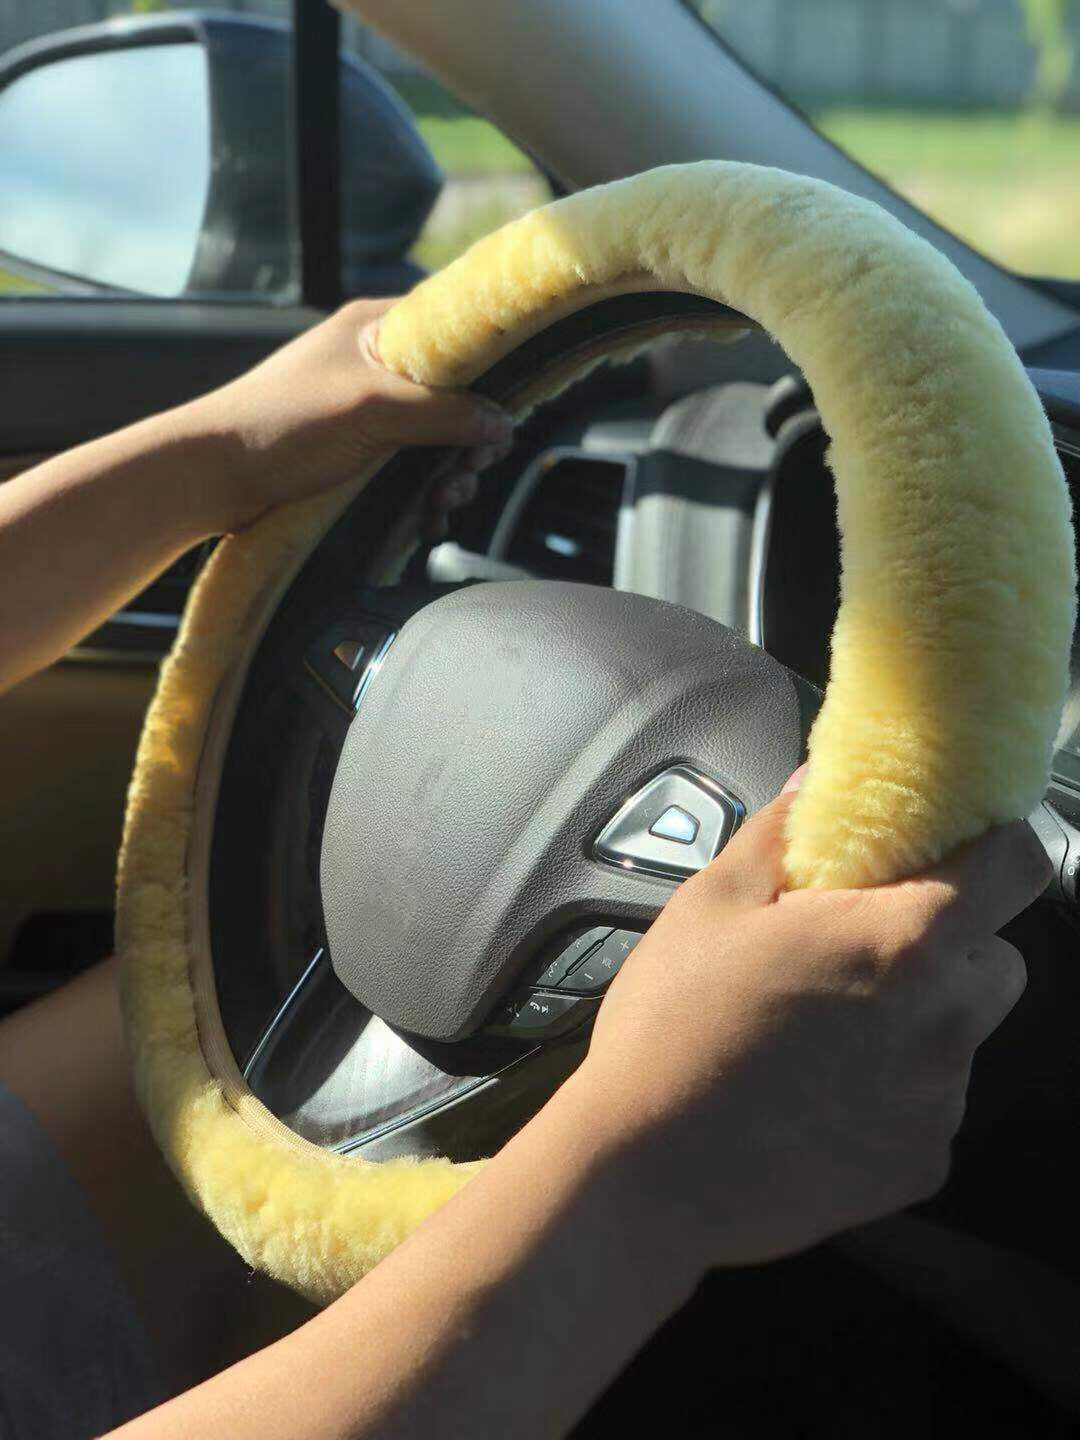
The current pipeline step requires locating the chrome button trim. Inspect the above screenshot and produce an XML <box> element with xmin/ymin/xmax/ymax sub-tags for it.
<box><xmin>593</xmin><ymin>765</ymin><xmax>744</xmax><ymax>880</ymax></box>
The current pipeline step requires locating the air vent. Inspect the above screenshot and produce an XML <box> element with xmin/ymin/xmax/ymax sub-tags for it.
<box><xmin>491</xmin><ymin>448</ymin><xmax>630</xmax><ymax>585</ymax></box>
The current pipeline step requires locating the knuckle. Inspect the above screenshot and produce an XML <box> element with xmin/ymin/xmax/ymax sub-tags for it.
<box><xmin>337</xmin><ymin>297</ymin><xmax>374</xmax><ymax>326</ymax></box>
<box><xmin>821</xmin><ymin>888</ymin><xmax>878</xmax><ymax>925</ymax></box>
<box><xmin>927</xmin><ymin>1077</ymin><xmax>970</xmax><ymax>1137</ymax></box>
<box><xmin>875</xmin><ymin>907</ymin><xmax>938</xmax><ymax>972</ymax></box>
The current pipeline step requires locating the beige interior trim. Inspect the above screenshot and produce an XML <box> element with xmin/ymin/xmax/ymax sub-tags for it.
<box><xmin>0</xmin><ymin>664</ymin><xmax>154</xmax><ymax>964</ymax></box>
<box><xmin>0</xmin><ymin>453</ymin><xmax>51</xmax><ymax>482</ymax></box>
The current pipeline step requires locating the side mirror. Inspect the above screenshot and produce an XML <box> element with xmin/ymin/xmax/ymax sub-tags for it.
<box><xmin>0</xmin><ymin>12</ymin><xmax>443</xmax><ymax>300</ymax></box>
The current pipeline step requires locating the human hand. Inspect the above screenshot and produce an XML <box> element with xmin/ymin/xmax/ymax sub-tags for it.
<box><xmin>182</xmin><ymin>298</ymin><xmax>513</xmax><ymax>537</ymax></box>
<box><xmin>575</xmin><ymin>777</ymin><xmax>1050</xmax><ymax>1273</ymax></box>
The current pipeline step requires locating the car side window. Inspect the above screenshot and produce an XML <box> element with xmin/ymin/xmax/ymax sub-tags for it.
<box><xmin>0</xmin><ymin>2</ymin><xmax>549</xmax><ymax>302</ymax></box>
<box><xmin>0</xmin><ymin>1</ymin><xmax>295</xmax><ymax>301</ymax></box>
<box><xmin>686</xmin><ymin>0</ymin><xmax>1080</xmax><ymax>282</ymax></box>
<box><xmin>339</xmin><ymin>21</ymin><xmax>549</xmax><ymax>290</ymax></box>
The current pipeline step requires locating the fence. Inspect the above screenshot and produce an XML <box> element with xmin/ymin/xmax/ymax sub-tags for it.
<box><xmin>1</xmin><ymin>0</ymin><xmax>1078</xmax><ymax>108</ymax></box>
<box><xmin>0</xmin><ymin>2</ymin><xmax>415</xmax><ymax>74</ymax></box>
<box><xmin>698</xmin><ymin>0</ymin><xmax>1080</xmax><ymax>110</ymax></box>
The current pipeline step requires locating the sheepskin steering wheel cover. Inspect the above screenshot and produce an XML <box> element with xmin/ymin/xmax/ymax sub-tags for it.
<box><xmin>117</xmin><ymin>162</ymin><xmax>1074</xmax><ymax>1305</ymax></box>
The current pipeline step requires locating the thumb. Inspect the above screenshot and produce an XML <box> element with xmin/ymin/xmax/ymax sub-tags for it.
<box><xmin>694</xmin><ymin>765</ymin><xmax>807</xmax><ymax>908</ymax></box>
<box><xmin>357</xmin><ymin>315</ymin><xmax>514</xmax><ymax>451</ymax></box>
<box><xmin>375</xmin><ymin>381</ymin><xmax>515</xmax><ymax>451</ymax></box>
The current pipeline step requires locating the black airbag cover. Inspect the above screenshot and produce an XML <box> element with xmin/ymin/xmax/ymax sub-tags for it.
<box><xmin>320</xmin><ymin>582</ymin><xmax>809</xmax><ymax>1041</ymax></box>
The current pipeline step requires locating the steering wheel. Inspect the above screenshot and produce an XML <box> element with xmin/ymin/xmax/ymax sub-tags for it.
<box><xmin>117</xmin><ymin>162</ymin><xmax>1074</xmax><ymax>1305</ymax></box>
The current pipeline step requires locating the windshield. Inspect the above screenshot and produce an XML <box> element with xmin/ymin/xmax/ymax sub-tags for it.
<box><xmin>686</xmin><ymin>0</ymin><xmax>1079</xmax><ymax>282</ymax></box>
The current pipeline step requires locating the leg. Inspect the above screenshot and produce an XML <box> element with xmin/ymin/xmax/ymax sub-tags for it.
<box><xmin>0</xmin><ymin>957</ymin><xmax>313</xmax><ymax>1395</ymax></box>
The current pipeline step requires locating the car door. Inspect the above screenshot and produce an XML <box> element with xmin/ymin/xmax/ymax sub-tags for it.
<box><xmin>0</xmin><ymin>7</ymin><xmax>322</xmax><ymax>1014</ymax></box>
<box><xmin>0</xmin><ymin>0</ymin><xmax>551</xmax><ymax>1015</ymax></box>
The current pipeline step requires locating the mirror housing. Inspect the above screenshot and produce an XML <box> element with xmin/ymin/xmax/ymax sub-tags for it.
<box><xmin>0</xmin><ymin>11</ymin><xmax>443</xmax><ymax>300</ymax></box>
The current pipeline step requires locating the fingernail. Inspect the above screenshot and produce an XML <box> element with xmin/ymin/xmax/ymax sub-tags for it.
<box><xmin>782</xmin><ymin>763</ymin><xmax>808</xmax><ymax>794</ymax></box>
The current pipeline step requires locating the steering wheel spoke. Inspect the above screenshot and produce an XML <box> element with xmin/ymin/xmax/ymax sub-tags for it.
<box><xmin>240</xmin><ymin>945</ymin><xmax>581</xmax><ymax>1157</ymax></box>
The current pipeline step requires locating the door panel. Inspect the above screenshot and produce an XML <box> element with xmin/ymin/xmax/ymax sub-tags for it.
<box><xmin>0</xmin><ymin>301</ymin><xmax>317</xmax><ymax>450</ymax></box>
<box><xmin>0</xmin><ymin>301</ymin><xmax>319</xmax><ymax>999</ymax></box>
<box><xmin>0</xmin><ymin>664</ymin><xmax>154</xmax><ymax>974</ymax></box>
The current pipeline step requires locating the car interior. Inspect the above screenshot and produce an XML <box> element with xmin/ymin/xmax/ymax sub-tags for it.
<box><xmin>3</xmin><ymin>0</ymin><xmax>1080</xmax><ymax>1435</ymax></box>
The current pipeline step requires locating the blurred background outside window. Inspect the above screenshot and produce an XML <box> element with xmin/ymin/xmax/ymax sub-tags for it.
<box><xmin>0</xmin><ymin>0</ymin><xmax>546</xmax><ymax>297</ymax></box>
<box><xmin>689</xmin><ymin>0</ymin><xmax>1080</xmax><ymax>280</ymax></box>
<box><xmin>0</xmin><ymin>0</ymin><xmax>1074</xmax><ymax>294</ymax></box>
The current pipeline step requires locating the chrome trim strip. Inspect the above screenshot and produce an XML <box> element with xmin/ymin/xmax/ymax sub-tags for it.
<box><xmin>746</xmin><ymin>465</ymin><xmax>776</xmax><ymax>647</ymax></box>
<box><xmin>106</xmin><ymin>609</ymin><xmax>181</xmax><ymax>630</ymax></box>
<box><xmin>242</xmin><ymin>948</ymin><xmax>328</xmax><ymax>1082</ymax></box>
<box><xmin>334</xmin><ymin>1071</ymin><xmax>496</xmax><ymax>1156</ymax></box>
<box><xmin>351</xmin><ymin>630</ymin><xmax>397</xmax><ymax>709</ymax></box>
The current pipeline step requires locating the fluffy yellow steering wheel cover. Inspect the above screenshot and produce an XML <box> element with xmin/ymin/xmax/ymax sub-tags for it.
<box><xmin>118</xmin><ymin>162</ymin><xmax>1074</xmax><ymax>1307</ymax></box>
<box><xmin>378</xmin><ymin>162</ymin><xmax>1075</xmax><ymax>887</ymax></box>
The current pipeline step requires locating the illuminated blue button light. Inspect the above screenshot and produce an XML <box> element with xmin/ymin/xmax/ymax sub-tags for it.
<box><xmin>649</xmin><ymin>804</ymin><xmax>699</xmax><ymax>845</ymax></box>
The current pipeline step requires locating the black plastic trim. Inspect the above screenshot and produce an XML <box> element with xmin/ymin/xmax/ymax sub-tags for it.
<box><xmin>292</xmin><ymin>0</ymin><xmax>341</xmax><ymax>311</ymax></box>
<box><xmin>0</xmin><ymin>301</ymin><xmax>319</xmax><ymax>452</ymax></box>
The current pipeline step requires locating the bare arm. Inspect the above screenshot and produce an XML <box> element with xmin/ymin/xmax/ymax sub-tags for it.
<box><xmin>0</xmin><ymin>407</ymin><xmax>221</xmax><ymax>689</ymax></box>
<box><xmin>115</xmin><ymin>1075</ymin><xmax>688</xmax><ymax>1440</ymax></box>
<box><xmin>109</xmin><ymin>789</ymin><xmax>1048</xmax><ymax>1440</ymax></box>
<box><xmin>0</xmin><ymin>299</ymin><xmax>511</xmax><ymax>694</ymax></box>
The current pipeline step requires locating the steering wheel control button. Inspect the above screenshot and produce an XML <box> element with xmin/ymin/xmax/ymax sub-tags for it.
<box><xmin>649</xmin><ymin>805</ymin><xmax>699</xmax><ymax>845</ymax></box>
<box><xmin>534</xmin><ymin>926</ymin><xmax>613</xmax><ymax>988</ymax></box>
<box><xmin>594</xmin><ymin>765</ymin><xmax>744</xmax><ymax>879</ymax></box>
<box><xmin>560</xmin><ymin>929</ymin><xmax>643</xmax><ymax>993</ymax></box>
<box><xmin>487</xmin><ymin>989</ymin><xmax>593</xmax><ymax>1041</ymax></box>
<box><xmin>305</xmin><ymin>622</ymin><xmax>397</xmax><ymax>711</ymax></box>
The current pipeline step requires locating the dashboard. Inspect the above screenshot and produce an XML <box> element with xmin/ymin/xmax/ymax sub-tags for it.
<box><xmin>78</xmin><ymin>358</ymin><xmax>1080</xmax><ymax>820</ymax></box>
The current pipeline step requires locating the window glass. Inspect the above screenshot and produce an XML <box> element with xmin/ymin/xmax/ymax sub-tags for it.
<box><xmin>0</xmin><ymin>0</ymin><xmax>292</xmax><ymax>300</ymax></box>
<box><xmin>686</xmin><ymin>0</ymin><xmax>1080</xmax><ymax>281</ymax></box>
<box><xmin>0</xmin><ymin>45</ymin><xmax>210</xmax><ymax>295</ymax></box>
<box><xmin>0</xmin><ymin>2</ymin><xmax>549</xmax><ymax>302</ymax></box>
<box><xmin>341</xmin><ymin>18</ymin><xmax>549</xmax><ymax>284</ymax></box>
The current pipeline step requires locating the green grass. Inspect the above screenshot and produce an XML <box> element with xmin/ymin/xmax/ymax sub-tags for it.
<box><xmin>397</xmin><ymin>82</ymin><xmax>1080</xmax><ymax>280</ymax></box>
<box><xmin>389</xmin><ymin>73</ymin><xmax>546</xmax><ymax>268</ymax></box>
<box><xmin>812</xmin><ymin>107</ymin><xmax>1080</xmax><ymax>279</ymax></box>
<box><xmin>0</xmin><ymin>269</ymin><xmax>49</xmax><ymax>295</ymax></box>
<box><xmin>411</xmin><ymin>190</ymin><xmax>547</xmax><ymax>271</ymax></box>
<box><xmin>413</xmin><ymin>112</ymin><xmax>534</xmax><ymax>176</ymax></box>
<box><xmin>392</xmin><ymin>74</ymin><xmax>533</xmax><ymax>175</ymax></box>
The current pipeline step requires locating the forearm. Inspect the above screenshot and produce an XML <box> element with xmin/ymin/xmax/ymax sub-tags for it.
<box><xmin>0</xmin><ymin>302</ymin><xmax>510</xmax><ymax>695</ymax></box>
<box><xmin>113</xmin><ymin>1070</ymin><xmax>699</xmax><ymax>1440</ymax></box>
<box><xmin>0</xmin><ymin>402</ymin><xmax>227</xmax><ymax>692</ymax></box>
